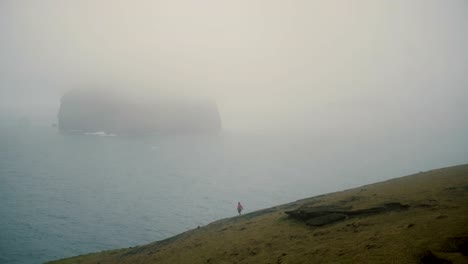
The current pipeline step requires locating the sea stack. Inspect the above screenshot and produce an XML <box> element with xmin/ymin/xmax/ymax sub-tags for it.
<box><xmin>57</xmin><ymin>89</ymin><xmax>222</xmax><ymax>136</ymax></box>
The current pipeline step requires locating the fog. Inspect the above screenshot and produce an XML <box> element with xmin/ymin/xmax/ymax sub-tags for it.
<box><xmin>1</xmin><ymin>0</ymin><xmax>467</xmax><ymax>135</ymax></box>
<box><xmin>1</xmin><ymin>2</ymin><xmax>468</xmax><ymax>262</ymax></box>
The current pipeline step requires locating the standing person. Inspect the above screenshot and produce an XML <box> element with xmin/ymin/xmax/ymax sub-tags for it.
<box><xmin>237</xmin><ymin>202</ymin><xmax>244</xmax><ymax>215</ymax></box>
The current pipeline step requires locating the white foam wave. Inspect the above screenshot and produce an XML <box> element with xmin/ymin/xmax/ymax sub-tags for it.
<box><xmin>84</xmin><ymin>131</ymin><xmax>117</xmax><ymax>137</ymax></box>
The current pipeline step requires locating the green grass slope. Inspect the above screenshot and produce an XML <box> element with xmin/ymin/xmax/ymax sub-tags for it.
<box><xmin>48</xmin><ymin>164</ymin><xmax>468</xmax><ymax>263</ymax></box>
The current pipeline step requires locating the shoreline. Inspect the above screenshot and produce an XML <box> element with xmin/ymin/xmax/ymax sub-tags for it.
<box><xmin>47</xmin><ymin>164</ymin><xmax>468</xmax><ymax>263</ymax></box>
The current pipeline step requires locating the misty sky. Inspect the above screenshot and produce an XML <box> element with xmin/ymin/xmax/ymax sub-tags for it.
<box><xmin>1</xmin><ymin>0</ymin><xmax>467</xmax><ymax>133</ymax></box>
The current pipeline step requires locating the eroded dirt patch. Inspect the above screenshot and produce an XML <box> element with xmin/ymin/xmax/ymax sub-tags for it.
<box><xmin>420</xmin><ymin>250</ymin><xmax>452</xmax><ymax>264</ymax></box>
<box><xmin>440</xmin><ymin>236</ymin><xmax>468</xmax><ymax>256</ymax></box>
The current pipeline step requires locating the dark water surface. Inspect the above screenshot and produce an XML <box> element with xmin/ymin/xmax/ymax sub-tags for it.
<box><xmin>1</xmin><ymin>116</ymin><xmax>466</xmax><ymax>264</ymax></box>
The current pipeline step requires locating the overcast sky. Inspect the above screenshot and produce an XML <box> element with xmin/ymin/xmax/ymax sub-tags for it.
<box><xmin>0</xmin><ymin>0</ymin><xmax>467</xmax><ymax>133</ymax></box>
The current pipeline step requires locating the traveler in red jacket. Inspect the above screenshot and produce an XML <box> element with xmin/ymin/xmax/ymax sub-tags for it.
<box><xmin>237</xmin><ymin>202</ymin><xmax>244</xmax><ymax>215</ymax></box>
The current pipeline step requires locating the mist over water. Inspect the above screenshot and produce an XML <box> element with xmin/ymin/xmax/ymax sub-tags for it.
<box><xmin>1</xmin><ymin>112</ymin><xmax>466</xmax><ymax>263</ymax></box>
<box><xmin>0</xmin><ymin>0</ymin><xmax>467</xmax><ymax>263</ymax></box>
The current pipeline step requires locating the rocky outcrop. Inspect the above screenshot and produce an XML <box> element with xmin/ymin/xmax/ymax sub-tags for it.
<box><xmin>58</xmin><ymin>89</ymin><xmax>222</xmax><ymax>135</ymax></box>
<box><xmin>285</xmin><ymin>202</ymin><xmax>410</xmax><ymax>226</ymax></box>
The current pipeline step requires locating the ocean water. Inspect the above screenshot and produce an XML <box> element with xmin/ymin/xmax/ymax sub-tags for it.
<box><xmin>1</xmin><ymin>115</ymin><xmax>467</xmax><ymax>264</ymax></box>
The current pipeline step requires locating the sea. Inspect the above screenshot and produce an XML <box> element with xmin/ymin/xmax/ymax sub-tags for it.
<box><xmin>1</xmin><ymin>112</ymin><xmax>467</xmax><ymax>264</ymax></box>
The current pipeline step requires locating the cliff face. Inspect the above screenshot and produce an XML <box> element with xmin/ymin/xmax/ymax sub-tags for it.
<box><xmin>58</xmin><ymin>89</ymin><xmax>221</xmax><ymax>135</ymax></box>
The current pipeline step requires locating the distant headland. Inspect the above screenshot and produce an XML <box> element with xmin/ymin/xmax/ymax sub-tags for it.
<box><xmin>57</xmin><ymin>89</ymin><xmax>222</xmax><ymax>136</ymax></box>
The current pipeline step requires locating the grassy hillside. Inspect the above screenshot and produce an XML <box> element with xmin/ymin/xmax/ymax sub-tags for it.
<box><xmin>48</xmin><ymin>164</ymin><xmax>468</xmax><ymax>263</ymax></box>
